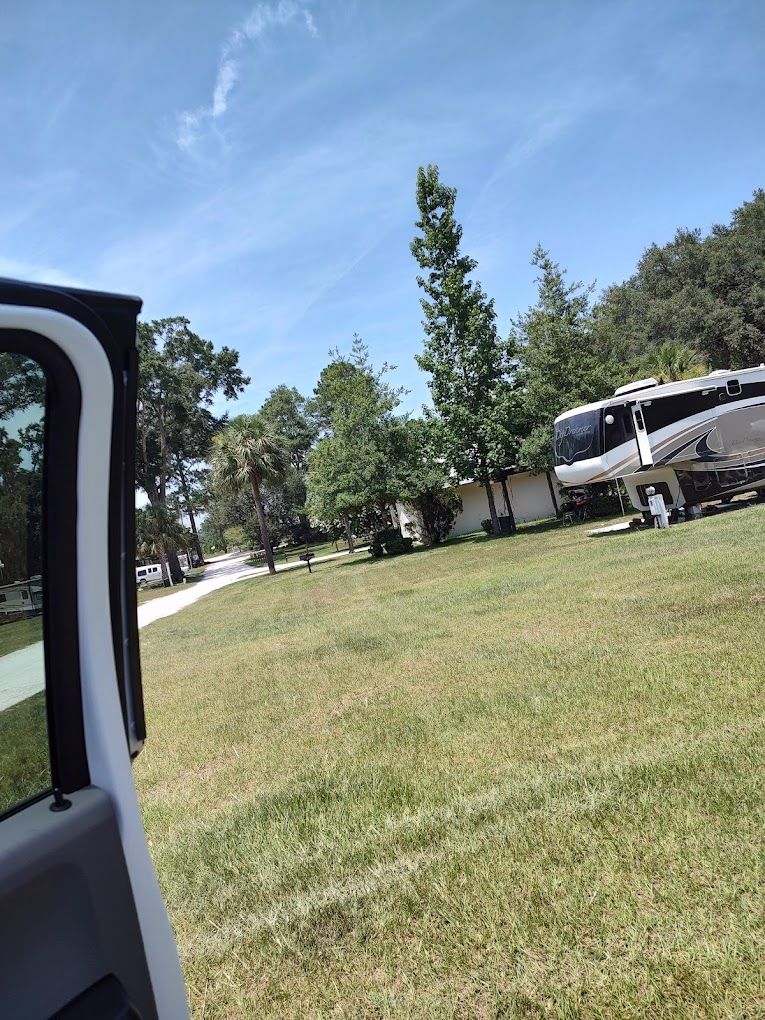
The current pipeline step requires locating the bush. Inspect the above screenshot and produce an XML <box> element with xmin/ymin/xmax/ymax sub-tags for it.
<box><xmin>369</xmin><ymin>528</ymin><xmax>414</xmax><ymax>557</ymax></box>
<box><xmin>480</xmin><ymin>518</ymin><xmax>493</xmax><ymax>535</ymax></box>
<box><xmin>405</xmin><ymin>487</ymin><xmax>462</xmax><ymax>545</ymax></box>
<box><xmin>369</xmin><ymin>534</ymin><xmax>385</xmax><ymax>558</ymax></box>
<box><xmin>384</xmin><ymin>535</ymin><xmax>414</xmax><ymax>556</ymax></box>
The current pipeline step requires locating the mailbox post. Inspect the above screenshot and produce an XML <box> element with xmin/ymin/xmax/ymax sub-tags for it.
<box><xmin>299</xmin><ymin>551</ymin><xmax>315</xmax><ymax>573</ymax></box>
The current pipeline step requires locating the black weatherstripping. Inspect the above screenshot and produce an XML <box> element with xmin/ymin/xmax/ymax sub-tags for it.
<box><xmin>0</xmin><ymin>280</ymin><xmax>146</xmax><ymax>753</ymax></box>
<box><xmin>0</xmin><ymin>329</ymin><xmax>88</xmax><ymax>799</ymax></box>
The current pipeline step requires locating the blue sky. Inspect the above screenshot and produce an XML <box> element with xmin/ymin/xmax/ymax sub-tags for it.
<box><xmin>1</xmin><ymin>0</ymin><xmax>764</xmax><ymax>415</ymax></box>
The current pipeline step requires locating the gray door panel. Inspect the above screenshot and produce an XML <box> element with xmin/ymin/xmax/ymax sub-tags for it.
<box><xmin>0</xmin><ymin>788</ymin><xmax>156</xmax><ymax>1020</ymax></box>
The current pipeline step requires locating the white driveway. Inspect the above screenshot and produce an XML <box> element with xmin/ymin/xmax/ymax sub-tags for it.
<box><xmin>0</xmin><ymin>641</ymin><xmax>45</xmax><ymax>712</ymax></box>
<box><xmin>0</xmin><ymin>546</ymin><xmax>363</xmax><ymax>712</ymax></box>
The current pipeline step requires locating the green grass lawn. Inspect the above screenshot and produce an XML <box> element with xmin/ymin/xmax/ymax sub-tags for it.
<box><xmin>0</xmin><ymin>616</ymin><xmax>42</xmax><ymax>657</ymax></box>
<box><xmin>135</xmin><ymin>508</ymin><xmax>765</xmax><ymax>1019</ymax></box>
<box><xmin>0</xmin><ymin>692</ymin><xmax>49</xmax><ymax>812</ymax></box>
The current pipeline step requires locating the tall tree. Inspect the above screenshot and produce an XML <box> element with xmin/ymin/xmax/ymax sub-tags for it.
<box><xmin>258</xmin><ymin>385</ymin><xmax>319</xmax><ymax>542</ymax></box>
<box><xmin>136</xmin><ymin>317</ymin><xmax>248</xmax><ymax>579</ymax></box>
<box><xmin>398</xmin><ymin>418</ymin><xmax>462</xmax><ymax>545</ymax></box>
<box><xmin>0</xmin><ymin>355</ymin><xmax>45</xmax><ymax>584</ymax></box>
<box><xmin>411</xmin><ymin>165</ymin><xmax>516</xmax><ymax>535</ymax></box>
<box><xmin>513</xmin><ymin>246</ymin><xmax>622</xmax><ymax>473</ymax></box>
<box><xmin>135</xmin><ymin>504</ymin><xmax>190</xmax><ymax>585</ymax></box>
<box><xmin>259</xmin><ymin>385</ymin><xmax>318</xmax><ymax>470</ymax></box>
<box><xmin>210</xmin><ymin>415</ymin><xmax>288</xmax><ymax>575</ymax></box>
<box><xmin>170</xmin><ymin>455</ymin><xmax>210</xmax><ymax>565</ymax></box>
<box><xmin>306</xmin><ymin>339</ymin><xmax>409</xmax><ymax>542</ymax></box>
<box><xmin>596</xmin><ymin>189</ymin><xmax>765</xmax><ymax>370</ymax></box>
<box><xmin>198</xmin><ymin>494</ymin><xmax>230</xmax><ymax>554</ymax></box>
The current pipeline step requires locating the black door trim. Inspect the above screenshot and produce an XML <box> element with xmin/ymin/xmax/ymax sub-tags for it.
<box><xmin>0</xmin><ymin>280</ymin><xmax>146</xmax><ymax>754</ymax></box>
<box><xmin>0</xmin><ymin>328</ymin><xmax>89</xmax><ymax>796</ymax></box>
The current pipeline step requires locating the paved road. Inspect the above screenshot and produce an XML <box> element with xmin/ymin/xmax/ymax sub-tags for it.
<box><xmin>136</xmin><ymin>548</ymin><xmax>269</xmax><ymax>628</ymax></box>
<box><xmin>0</xmin><ymin>546</ymin><xmax>364</xmax><ymax>712</ymax></box>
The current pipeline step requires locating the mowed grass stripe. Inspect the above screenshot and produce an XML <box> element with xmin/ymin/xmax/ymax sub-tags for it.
<box><xmin>136</xmin><ymin>507</ymin><xmax>765</xmax><ymax>1018</ymax></box>
<box><xmin>183</xmin><ymin>719</ymin><xmax>764</xmax><ymax>955</ymax></box>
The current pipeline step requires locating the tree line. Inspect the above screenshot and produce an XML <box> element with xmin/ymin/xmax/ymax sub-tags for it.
<box><xmin>0</xmin><ymin>355</ymin><xmax>45</xmax><ymax>588</ymax></box>
<box><xmin>133</xmin><ymin>174</ymin><xmax>765</xmax><ymax>573</ymax></box>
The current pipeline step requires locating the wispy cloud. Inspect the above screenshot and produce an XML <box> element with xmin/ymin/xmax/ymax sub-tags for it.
<box><xmin>176</xmin><ymin>0</ymin><xmax>318</xmax><ymax>151</ymax></box>
<box><xmin>303</xmin><ymin>9</ymin><xmax>319</xmax><ymax>38</ymax></box>
<box><xmin>0</xmin><ymin>256</ymin><xmax>89</xmax><ymax>289</ymax></box>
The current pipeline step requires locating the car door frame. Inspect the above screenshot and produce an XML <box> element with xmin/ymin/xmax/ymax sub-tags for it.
<box><xmin>0</xmin><ymin>283</ymin><xmax>187</xmax><ymax>1019</ymax></box>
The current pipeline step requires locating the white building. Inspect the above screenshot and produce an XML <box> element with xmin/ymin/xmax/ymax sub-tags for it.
<box><xmin>398</xmin><ymin>470</ymin><xmax>560</xmax><ymax>540</ymax></box>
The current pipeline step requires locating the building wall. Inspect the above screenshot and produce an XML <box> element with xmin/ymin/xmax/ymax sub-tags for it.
<box><xmin>506</xmin><ymin>471</ymin><xmax>559</xmax><ymax>523</ymax></box>
<box><xmin>452</xmin><ymin>481</ymin><xmax>502</xmax><ymax>536</ymax></box>
<box><xmin>398</xmin><ymin>471</ymin><xmax>559</xmax><ymax>541</ymax></box>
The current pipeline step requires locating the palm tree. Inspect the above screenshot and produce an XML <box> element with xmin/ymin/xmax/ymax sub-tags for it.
<box><xmin>136</xmin><ymin>504</ymin><xmax>190</xmax><ymax>585</ymax></box>
<box><xmin>645</xmin><ymin>343</ymin><xmax>708</xmax><ymax>384</ymax></box>
<box><xmin>209</xmin><ymin>415</ymin><xmax>288</xmax><ymax>576</ymax></box>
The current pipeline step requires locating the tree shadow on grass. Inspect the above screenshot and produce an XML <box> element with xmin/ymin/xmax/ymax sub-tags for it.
<box><xmin>331</xmin><ymin>529</ymin><xmax>511</xmax><ymax>571</ymax></box>
<box><xmin>329</xmin><ymin>514</ymin><xmax>621</xmax><ymax>572</ymax></box>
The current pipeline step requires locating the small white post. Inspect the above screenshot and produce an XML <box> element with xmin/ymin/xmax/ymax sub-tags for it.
<box><xmin>646</xmin><ymin>485</ymin><xmax>669</xmax><ymax>529</ymax></box>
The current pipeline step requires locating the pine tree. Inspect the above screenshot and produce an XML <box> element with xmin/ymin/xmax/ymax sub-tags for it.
<box><xmin>411</xmin><ymin>165</ymin><xmax>516</xmax><ymax>535</ymax></box>
<box><xmin>514</xmin><ymin>246</ymin><xmax>620</xmax><ymax>473</ymax></box>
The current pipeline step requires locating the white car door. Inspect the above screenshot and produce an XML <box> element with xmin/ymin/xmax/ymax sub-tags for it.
<box><xmin>0</xmin><ymin>279</ymin><xmax>187</xmax><ymax>1019</ymax></box>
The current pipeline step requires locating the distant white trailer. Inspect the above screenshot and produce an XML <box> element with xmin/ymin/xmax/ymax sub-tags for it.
<box><xmin>553</xmin><ymin>364</ymin><xmax>765</xmax><ymax>513</ymax></box>
<box><xmin>135</xmin><ymin>563</ymin><xmax>163</xmax><ymax>586</ymax></box>
<box><xmin>0</xmin><ymin>577</ymin><xmax>43</xmax><ymax>619</ymax></box>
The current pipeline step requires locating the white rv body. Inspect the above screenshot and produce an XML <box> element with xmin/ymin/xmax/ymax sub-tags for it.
<box><xmin>553</xmin><ymin>365</ymin><xmax>765</xmax><ymax>512</ymax></box>
<box><xmin>0</xmin><ymin>576</ymin><xmax>43</xmax><ymax>619</ymax></box>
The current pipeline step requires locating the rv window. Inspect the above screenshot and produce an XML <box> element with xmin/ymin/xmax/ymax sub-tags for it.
<box><xmin>727</xmin><ymin>379</ymin><xmax>741</xmax><ymax>396</ymax></box>
<box><xmin>0</xmin><ymin>353</ymin><xmax>51</xmax><ymax>817</ymax></box>
<box><xmin>553</xmin><ymin>409</ymin><xmax>603</xmax><ymax>466</ymax></box>
<box><xmin>138</xmin><ymin>569</ymin><xmax>146</xmax><ymax>577</ymax></box>
<box><xmin>603</xmin><ymin>404</ymin><xmax>635</xmax><ymax>453</ymax></box>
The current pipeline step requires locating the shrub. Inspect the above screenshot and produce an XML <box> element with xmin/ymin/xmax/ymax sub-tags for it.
<box><xmin>384</xmin><ymin>535</ymin><xmax>414</xmax><ymax>556</ymax></box>
<box><xmin>480</xmin><ymin>518</ymin><xmax>493</xmax><ymax>535</ymax></box>
<box><xmin>369</xmin><ymin>534</ymin><xmax>385</xmax><ymax>558</ymax></box>
<box><xmin>405</xmin><ymin>487</ymin><xmax>462</xmax><ymax>545</ymax></box>
<box><xmin>369</xmin><ymin>528</ymin><xmax>414</xmax><ymax>557</ymax></box>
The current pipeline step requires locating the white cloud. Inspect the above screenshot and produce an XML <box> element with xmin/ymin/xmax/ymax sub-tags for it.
<box><xmin>0</xmin><ymin>256</ymin><xmax>89</xmax><ymax>289</ymax></box>
<box><xmin>211</xmin><ymin>58</ymin><xmax>238</xmax><ymax>118</ymax></box>
<box><xmin>303</xmin><ymin>10</ymin><xmax>319</xmax><ymax>38</ymax></box>
<box><xmin>175</xmin><ymin>1</ymin><xmax>318</xmax><ymax>151</ymax></box>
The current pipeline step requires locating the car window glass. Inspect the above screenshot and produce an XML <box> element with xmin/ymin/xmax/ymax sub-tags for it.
<box><xmin>0</xmin><ymin>353</ymin><xmax>50</xmax><ymax>815</ymax></box>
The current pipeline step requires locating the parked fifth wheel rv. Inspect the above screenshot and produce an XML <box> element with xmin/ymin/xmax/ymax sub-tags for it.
<box><xmin>553</xmin><ymin>364</ymin><xmax>765</xmax><ymax>514</ymax></box>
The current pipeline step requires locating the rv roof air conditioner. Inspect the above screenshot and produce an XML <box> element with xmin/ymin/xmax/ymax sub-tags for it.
<box><xmin>613</xmin><ymin>377</ymin><xmax>659</xmax><ymax>397</ymax></box>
